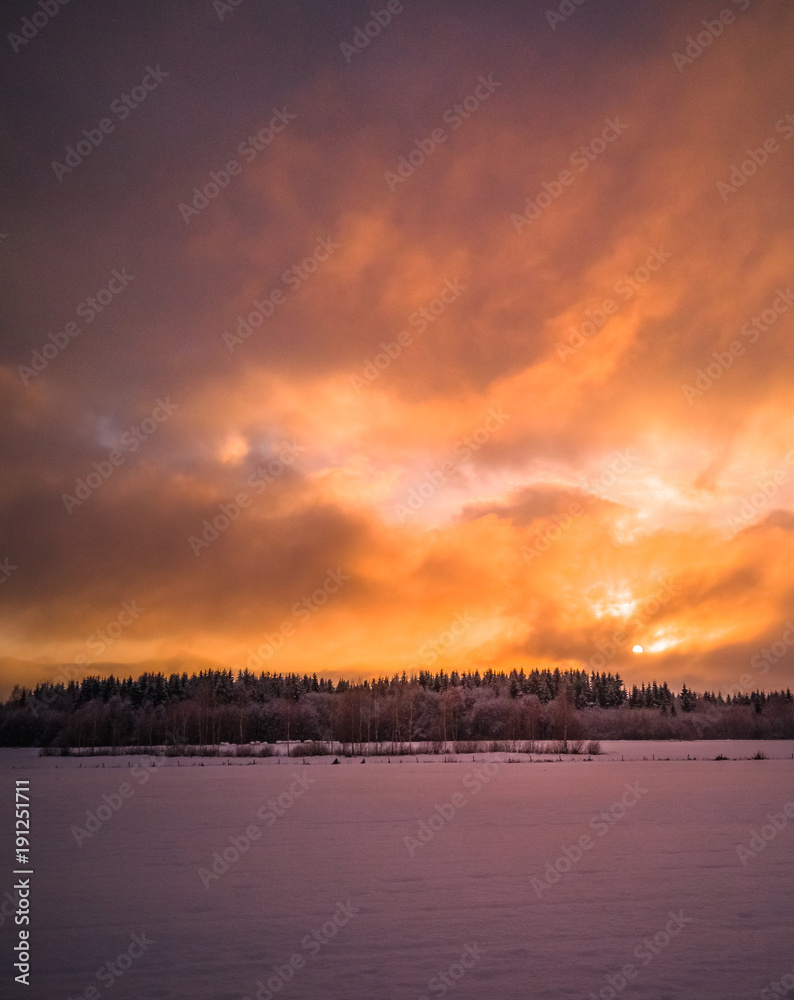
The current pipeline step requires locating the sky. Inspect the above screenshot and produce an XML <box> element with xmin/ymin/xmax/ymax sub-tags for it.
<box><xmin>1</xmin><ymin>0</ymin><xmax>793</xmax><ymax>699</ymax></box>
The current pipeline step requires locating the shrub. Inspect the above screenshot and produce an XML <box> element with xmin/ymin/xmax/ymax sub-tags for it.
<box><xmin>237</xmin><ymin>743</ymin><xmax>274</xmax><ymax>757</ymax></box>
<box><xmin>586</xmin><ymin>740</ymin><xmax>602</xmax><ymax>755</ymax></box>
<box><xmin>288</xmin><ymin>741</ymin><xmax>328</xmax><ymax>757</ymax></box>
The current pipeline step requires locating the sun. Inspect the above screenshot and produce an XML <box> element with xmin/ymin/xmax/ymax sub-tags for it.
<box><xmin>632</xmin><ymin>644</ymin><xmax>644</xmax><ymax>654</ymax></box>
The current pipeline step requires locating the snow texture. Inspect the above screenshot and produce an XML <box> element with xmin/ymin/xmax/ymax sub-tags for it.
<box><xmin>1</xmin><ymin>743</ymin><xmax>793</xmax><ymax>999</ymax></box>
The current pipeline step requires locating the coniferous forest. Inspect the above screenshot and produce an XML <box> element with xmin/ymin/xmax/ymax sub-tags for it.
<box><xmin>1</xmin><ymin>667</ymin><xmax>792</xmax><ymax>749</ymax></box>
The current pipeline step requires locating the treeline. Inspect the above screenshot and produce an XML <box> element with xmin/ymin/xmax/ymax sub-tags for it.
<box><xmin>1</xmin><ymin>667</ymin><xmax>792</xmax><ymax>748</ymax></box>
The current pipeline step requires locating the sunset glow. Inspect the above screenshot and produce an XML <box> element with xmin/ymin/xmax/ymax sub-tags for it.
<box><xmin>2</xmin><ymin>0</ymin><xmax>793</xmax><ymax>700</ymax></box>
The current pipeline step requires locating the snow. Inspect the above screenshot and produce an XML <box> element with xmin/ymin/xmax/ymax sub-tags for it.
<box><xmin>1</xmin><ymin>743</ymin><xmax>793</xmax><ymax>999</ymax></box>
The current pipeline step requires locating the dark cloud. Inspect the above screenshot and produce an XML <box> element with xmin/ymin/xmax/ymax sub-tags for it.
<box><xmin>1</xmin><ymin>0</ymin><xmax>793</xmax><ymax>696</ymax></box>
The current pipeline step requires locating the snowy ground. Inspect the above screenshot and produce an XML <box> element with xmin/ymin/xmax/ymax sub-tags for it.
<box><xmin>1</xmin><ymin>743</ymin><xmax>793</xmax><ymax>999</ymax></box>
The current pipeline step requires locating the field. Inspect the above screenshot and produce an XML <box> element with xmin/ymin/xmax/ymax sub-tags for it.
<box><xmin>2</xmin><ymin>743</ymin><xmax>794</xmax><ymax>1000</ymax></box>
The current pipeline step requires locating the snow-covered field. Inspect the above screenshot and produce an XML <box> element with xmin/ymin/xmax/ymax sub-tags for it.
<box><xmin>2</xmin><ymin>743</ymin><xmax>793</xmax><ymax>1000</ymax></box>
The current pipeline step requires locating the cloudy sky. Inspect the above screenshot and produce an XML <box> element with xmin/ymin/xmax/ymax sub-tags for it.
<box><xmin>1</xmin><ymin>0</ymin><xmax>793</xmax><ymax>697</ymax></box>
